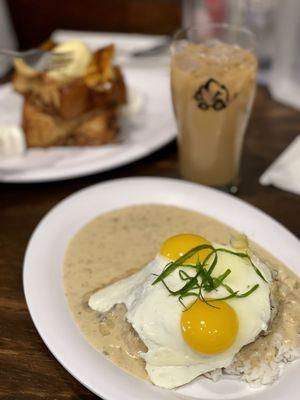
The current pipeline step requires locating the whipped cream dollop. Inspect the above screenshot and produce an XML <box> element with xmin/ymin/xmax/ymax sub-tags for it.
<box><xmin>47</xmin><ymin>40</ymin><xmax>92</xmax><ymax>82</ymax></box>
<box><xmin>0</xmin><ymin>125</ymin><xmax>26</xmax><ymax>156</ymax></box>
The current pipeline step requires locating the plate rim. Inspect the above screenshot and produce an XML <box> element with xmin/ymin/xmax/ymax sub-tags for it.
<box><xmin>23</xmin><ymin>177</ymin><xmax>300</xmax><ymax>400</ymax></box>
<box><xmin>0</xmin><ymin>69</ymin><xmax>176</xmax><ymax>183</ymax></box>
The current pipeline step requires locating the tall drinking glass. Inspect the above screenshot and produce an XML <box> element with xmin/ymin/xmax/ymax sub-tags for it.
<box><xmin>171</xmin><ymin>24</ymin><xmax>257</xmax><ymax>193</ymax></box>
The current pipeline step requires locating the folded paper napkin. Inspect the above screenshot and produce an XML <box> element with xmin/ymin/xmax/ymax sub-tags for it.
<box><xmin>259</xmin><ymin>135</ymin><xmax>300</xmax><ymax>195</ymax></box>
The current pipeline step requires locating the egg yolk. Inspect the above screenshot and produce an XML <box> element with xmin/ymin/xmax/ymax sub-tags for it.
<box><xmin>160</xmin><ymin>234</ymin><xmax>212</xmax><ymax>264</ymax></box>
<box><xmin>181</xmin><ymin>299</ymin><xmax>238</xmax><ymax>354</ymax></box>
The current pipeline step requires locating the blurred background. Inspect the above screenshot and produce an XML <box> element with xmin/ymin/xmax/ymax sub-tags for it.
<box><xmin>1</xmin><ymin>0</ymin><xmax>299</xmax><ymax>107</ymax></box>
<box><xmin>4</xmin><ymin>0</ymin><xmax>181</xmax><ymax>49</ymax></box>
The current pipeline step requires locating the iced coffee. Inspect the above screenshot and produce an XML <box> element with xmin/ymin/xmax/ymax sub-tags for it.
<box><xmin>171</xmin><ymin>39</ymin><xmax>257</xmax><ymax>189</ymax></box>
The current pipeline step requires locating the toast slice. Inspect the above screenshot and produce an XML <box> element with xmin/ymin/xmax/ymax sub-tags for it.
<box><xmin>13</xmin><ymin>42</ymin><xmax>126</xmax><ymax>147</ymax></box>
<box><xmin>13</xmin><ymin>44</ymin><xmax>126</xmax><ymax>120</ymax></box>
<box><xmin>23</xmin><ymin>98</ymin><xmax>118</xmax><ymax>147</ymax></box>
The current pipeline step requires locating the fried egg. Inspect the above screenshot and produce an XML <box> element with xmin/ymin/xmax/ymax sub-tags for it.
<box><xmin>89</xmin><ymin>234</ymin><xmax>272</xmax><ymax>389</ymax></box>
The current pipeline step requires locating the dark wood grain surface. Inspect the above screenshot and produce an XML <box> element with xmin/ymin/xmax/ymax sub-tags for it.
<box><xmin>6</xmin><ymin>0</ymin><xmax>181</xmax><ymax>49</ymax></box>
<box><xmin>0</xmin><ymin>84</ymin><xmax>299</xmax><ymax>399</ymax></box>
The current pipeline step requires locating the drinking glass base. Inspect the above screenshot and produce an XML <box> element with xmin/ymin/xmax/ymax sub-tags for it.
<box><xmin>180</xmin><ymin>171</ymin><xmax>240</xmax><ymax>195</ymax></box>
<box><xmin>213</xmin><ymin>183</ymin><xmax>239</xmax><ymax>195</ymax></box>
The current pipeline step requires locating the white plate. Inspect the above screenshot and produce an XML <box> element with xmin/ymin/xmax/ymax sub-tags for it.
<box><xmin>52</xmin><ymin>30</ymin><xmax>170</xmax><ymax>68</ymax></box>
<box><xmin>0</xmin><ymin>69</ymin><xmax>175</xmax><ymax>183</ymax></box>
<box><xmin>23</xmin><ymin>177</ymin><xmax>300</xmax><ymax>400</ymax></box>
<box><xmin>0</xmin><ymin>31</ymin><xmax>176</xmax><ymax>183</ymax></box>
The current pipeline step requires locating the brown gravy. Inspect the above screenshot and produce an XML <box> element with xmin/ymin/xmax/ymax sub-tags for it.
<box><xmin>63</xmin><ymin>204</ymin><xmax>300</xmax><ymax>381</ymax></box>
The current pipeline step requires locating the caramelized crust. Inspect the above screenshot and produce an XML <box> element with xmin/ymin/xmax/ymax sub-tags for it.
<box><xmin>23</xmin><ymin>98</ymin><xmax>118</xmax><ymax>147</ymax></box>
<box><xmin>13</xmin><ymin>43</ymin><xmax>126</xmax><ymax>147</ymax></box>
<box><xmin>84</xmin><ymin>45</ymin><xmax>115</xmax><ymax>89</ymax></box>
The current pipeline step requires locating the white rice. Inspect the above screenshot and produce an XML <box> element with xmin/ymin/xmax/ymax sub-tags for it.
<box><xmin>203</xmin><ymin>263</ymin><xmax>300</xmax><ymax>387</ymax></box>
<box><xmin>205</xmin><ymin>332</ymin><xmax>300</xmax><ymax>386</ymax></box>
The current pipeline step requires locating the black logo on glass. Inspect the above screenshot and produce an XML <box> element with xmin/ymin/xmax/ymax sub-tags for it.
<box><xmin>194</xmin><ymin>78</ymin><xmax>229</xmax><ymax>111</ymax></box>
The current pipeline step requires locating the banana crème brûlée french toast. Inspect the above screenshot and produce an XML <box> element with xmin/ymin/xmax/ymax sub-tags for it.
<box><xmin>13</xmin><ymin>40</ymin><xmax>127</xmax><ymax>147</ymax></box>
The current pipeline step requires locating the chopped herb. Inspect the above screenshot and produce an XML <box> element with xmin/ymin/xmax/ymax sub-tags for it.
<box><xmin>152</xmin><ymin>244</ymin><xmax>265</xmax><ymax>309</ymax></box>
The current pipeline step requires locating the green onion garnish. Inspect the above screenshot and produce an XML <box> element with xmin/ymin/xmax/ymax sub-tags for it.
<box><xmin>152</xmin><ymin>243</ymin><xmax>266</xmax><ymax>308</ymax></box>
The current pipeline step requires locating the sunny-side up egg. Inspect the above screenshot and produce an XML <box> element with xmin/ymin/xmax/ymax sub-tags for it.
<box><xmin>89</xmin><ymin>233</ymin><xmax>272</xmax><ymax>389</ymax></box>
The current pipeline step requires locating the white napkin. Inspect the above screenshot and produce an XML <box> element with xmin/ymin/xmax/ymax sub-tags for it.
<box><xmin>259</xmin><ymin>136</ymin><xmax>300</xmax><ymax>195</ymax></box>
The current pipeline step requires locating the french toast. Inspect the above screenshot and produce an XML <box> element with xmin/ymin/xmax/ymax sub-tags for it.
<box><xmin>22</xmin><ymin>99</ymin><xmax>117</xmax><ymax>147</ymax></box>
<box><xmin>13</xmin><ymin>41</ymin><xmax>126</xmax><ymax>147</ymax></box>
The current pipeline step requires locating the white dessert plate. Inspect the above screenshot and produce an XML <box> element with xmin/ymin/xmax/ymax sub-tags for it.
<box><xmin>23</xmin><ymin>177</ymin><xmax>300</xmax><ymax>400</ymax></box>
<box><xmin>0</xmin><ymin>32</ymin><xmax>176</xmax><ymax>183</ymax></box>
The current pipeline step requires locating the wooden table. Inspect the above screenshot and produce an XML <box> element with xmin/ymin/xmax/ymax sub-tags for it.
<box><xmin>0</xmin><ymin>86</ymin><xmax>299</xmax><ymax>399</ymax></box>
